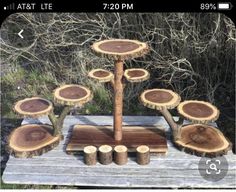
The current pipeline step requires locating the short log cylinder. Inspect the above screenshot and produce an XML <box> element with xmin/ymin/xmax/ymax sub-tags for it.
<box><xmin>98</xmin><ymin>145</ymin><xmax>113</xmax><ymax>165</ymax></box>
<box><xmin>136</xmin><ymin>145</ymin><xmax>150</xmax><ymax>165</ymax></box>
<box><xmin>83</xmin><ymin>145</ymin><xmax>97</xmax><ymax>165</ymax></box>
<box><xmin>114</xmin><ymin>145</ymin><xmax>128</xmax><ymax>165</ymax></box>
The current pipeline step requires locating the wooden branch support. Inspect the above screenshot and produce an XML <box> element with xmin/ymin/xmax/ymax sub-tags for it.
<box><xmin>160</xmin><ymin>108</ymin><xmax>182</xmax><ymax>141</ymax></box>
<box><xmin>48</xmin><ymin>106</ymin><xmax>72</xmax><ymax>137</ymax></box>
<box><xmin>92</xmin><ymin>39</ymin><xmax>149</xmax><ymax>141</ymax></box>
<box><xmin>98</xmin><ymin>145</ymin><xmax>113</xmax><ymax>165</ymax></box>
<box><xmin>83</xmin><ymin>145</ymin><xmax>97</xmax><ymax>165</ymax></box>
<box><xmin>114</xmin><ymin>60</ymin><xmax>124</xmax><ymax>141</ymax></box>
<box><xmin>136</xmin><ymin>145</ymin><xmax>150</xmax><ymax>165</ymax></box>
<box><xmin>114</xmin><ymin>145</ymin><xmax>128</xmax><ymax>165</ymax></box>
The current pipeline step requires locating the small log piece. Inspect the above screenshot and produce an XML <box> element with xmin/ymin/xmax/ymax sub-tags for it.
<box><xmin>83</xmin><ymin>145</ymin><xmax>97</xmax><ymax>165</ymax></box>
<box><xmin>114</xmin><ymin>145</ymin><xmax>128</xmax><ymax>165</ymax></box>
<box><xmin>136</xmin><ymin>145</ymin><xmax>150</xmax><ymax>165</ymax></box>
<box><xmin>98</xmin><ymin>145</ymin><xmax>113</xmax><ymax>165</ymax></box>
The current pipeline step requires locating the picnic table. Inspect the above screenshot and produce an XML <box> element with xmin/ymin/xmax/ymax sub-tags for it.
<box><xmin>2</xmin><ymin>115</ymin><xmax>236</xmax><ymax>188</ymax></box>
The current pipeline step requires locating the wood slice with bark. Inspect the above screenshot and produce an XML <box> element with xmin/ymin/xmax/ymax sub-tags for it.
<box><xmin>140</xmin><ymin>89</ymin><xmax>181</xmax><ymax>110</ymax></box>
<box><xmin>136</xmin><ymin>145</ymin><xmax>150</xmax><ymax>165</ymax></box>
<box><xmin>14</xmin><ymin>97</ymin><xmax>53</xmax><ymax>118</ymax></box>
<box><xmin>8</xmin><ymin>124</ymin><xmax>61</xmax><ymax>158</ymax></box>
<box><xmin>124</xmin><ymin>68</ymin><xmax>150</xmax><ymax>83</ymax></box>
<box><xmin>177</xmin><ymin>100</ymin><xmax>219</xmax><ymax>124</ymax></box>
<box><xmin>54</xmin><ymin>84</ymin><xmax>92</xmax><ymax>107</ymax></box>
<box><xmin>114</xmin><ymin>145</ymin><xmax>128</xmax><ymax>165</ymax></box>
<box><xmin>98</xmin><ymin>145</ymin><xmax>113</xmax><ymax>165</ymax></box>
<box><xmin>88</xmin><ymin>69</ymin><xmax>114</xmax><ymax>83</ymax></box>
<box><xmin>91</xmin><ymin>39</ymin><xmax>149</xmax><ymax>61</ymax></box>
<box><xmin>83</xmin><ymin>145</ymin><xmax>97</xmax><ymax>165</ymax></box>
<box><xmin>174</xmin><ymin>124</ymin><xmax>232</xmax><ymax>157</ymax></box>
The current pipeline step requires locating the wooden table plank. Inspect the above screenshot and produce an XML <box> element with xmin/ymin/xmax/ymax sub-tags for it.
<box><xmin>2</xmin><ymin>115</ymin><xmax>236</xmax><ymax>188</ymax></box>
<box><xmin>3</xmin><ymin>174</ymin><xmax>236</xmax><ymax>188</ymax></box>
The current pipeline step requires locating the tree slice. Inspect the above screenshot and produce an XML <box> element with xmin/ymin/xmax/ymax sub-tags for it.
<box><xmin>88</xmin><ymin>69</ymin><xmax>114</xmax><ymax>83</ymax></box>
<box><xmin>92</xmin><ymin>39</ymin><xmax>149</xmax><ymax>61</ymax></box>
<box><xmin>54</xmin><ymin>84</ymin><xmax>92</xmax><ymax>106</ymax></box>
<box><xmin>124</xmin><ymin>68</ymin><xmax>150</xmax><ymax>83</ymax></box>
<box><xmin>8</xmin><ymin>124</ymin><xmax>60</xmax><ymax>158</ymax></box>
<box><xmin>174</xmin><ymin>124</ymin><xmax>231</xmax><ymax>157</ymax></box>
<box><xmin>177</xmin><ymin>100</ymin><xmax>219</xmax><ymax>123</ymax></box>
<box><xmin>140</xmin><ymin>89</ymin><xmax>181</xmax><ymax>110</ymax></box>
<box><xmin>14</xmin><ymin>97</ymin><xmax>53</xmax><ymax>118</ymax></box>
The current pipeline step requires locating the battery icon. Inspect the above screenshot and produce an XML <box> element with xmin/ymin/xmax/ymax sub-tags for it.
<box><xmin>217</xmin><ymin>2</ymin><xmax>232</xmax><ymax>10</ymax></box>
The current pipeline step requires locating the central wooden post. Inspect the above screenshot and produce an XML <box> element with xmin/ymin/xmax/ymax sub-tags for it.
<box><xmin>114</xmin><ymin>60</ymin><xmax>124</xmax><ymax>141</ymax></box>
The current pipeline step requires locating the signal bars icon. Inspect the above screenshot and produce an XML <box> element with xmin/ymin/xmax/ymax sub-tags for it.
<box><xmin>4</xmin><ymin>3</ymin><xmax>15</xmax><ymax>10</ymax></box>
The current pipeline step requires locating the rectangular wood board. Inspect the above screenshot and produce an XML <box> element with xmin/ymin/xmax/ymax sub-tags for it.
<box><xmin>66</xmin><ymin>125</ymin><xmax>168</xmax><ymax>154</ymax></box>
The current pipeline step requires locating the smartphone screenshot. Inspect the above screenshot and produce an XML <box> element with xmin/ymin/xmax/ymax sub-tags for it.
<box><xmin>0</xmin><ymin>0</ymin><xmax>235</xmax><ymax>190</ymax></box>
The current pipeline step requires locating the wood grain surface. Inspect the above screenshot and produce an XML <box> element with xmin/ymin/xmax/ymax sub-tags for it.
<box><xmin>2</xmin><ymin>116</ymin><xmax>235</xmax><ymax>188</ymax></box>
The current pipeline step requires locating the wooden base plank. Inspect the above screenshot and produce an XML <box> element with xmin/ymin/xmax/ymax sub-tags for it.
<box><xmin>66</xmin><ymin>125</ymin><xmax>167</xmax><ymax>154</ymax></box>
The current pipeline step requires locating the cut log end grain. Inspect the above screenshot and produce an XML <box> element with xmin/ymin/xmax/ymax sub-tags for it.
<box><xmin>177</xmin><ymin>100</ymin><xmax>220</xmax><ymax>123</ymax></box>
<box><xmin>140</xmin><ymin>89</ymin><xmax>181</xmax><ymax>110</ymax></box>
<box><xmin>88</xmin><ymin>69</ymin><xmax>114</xmax><ymax>83</ymax></box>
<box><xmin>92</xmin><ymin>39</ymin><xmax>149</xmax><ymax>61</ymax></box>
<box><xmin>124</xmin><ymin>68</ymin><xmax>150</xmax><ymax>83</ymax></box>
<box><xmin>174</xmin><ymin>124</ymin><xmax>232</xmax><ymax>157</ymax></box>
<box><xmin>83</xmin><ymin>145</ymin><xmax>97</xmax><ymax>165</ymax></box>
<box><xmin>54</xmin><ymin>84</ymin><xmax>92</xmax><ymax>106</ymax></box>
<box><xmin>14</xmin><ymin>97</ymin><xmax>53</xmax><ymax>118</ymax></box>
<box><xmin>136</xmin><ymin>145</ymin><xmax>150</xmax><ymax>165</ymax></box>
<box><xmin>114</xmin><ymin>145</ymin><xmax>128</xmax><ymax>165</ymax></box>
<box><xmin>98</xmin><ymin>145</ymin><xmax>113</xmax><ymax>165</ymax></box>
<box><xmin>8</xmin><ymin>124</ymin><xmax>60</xmax><ymax>158</ymax></box>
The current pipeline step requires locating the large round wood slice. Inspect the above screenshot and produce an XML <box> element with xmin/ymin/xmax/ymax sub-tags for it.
<box><xmin>174</xmin><ymin>124</ymin><xmax>231</xmax><ymax>157</ymax></box>
<box><xmin>140</xmin><ymin>89</ymin><xmax>181</xmax><ymax>110</ymax></box>
<box><xmin>8</xmin><ymin>124</ymin><xmax>61</xmax><ymax>158</ymax></box>
<box><xmin>54</xmin><ymin>84</ymin><xmax>92</xmax><ymax>106</ymax></box>
<box><xmin>14</xmin><ymin>97</ymin><xmax>53</xmax><ymax>118</ymax></box>
<box><xmin>177</xmin><ymin>100</ymin><xmax>219</xmax><ymax>123</ymax></box>
<box><xmin>91</xmin><ymin>39</ymin><xmax>149</xmax><ymax>61</ymax></box>
<box><xmin>88</xmin><ymin>69</ymin><xmax>114</xmax><ymax>83</ymax></box>
<box><xmin>124</xmin><ymin>68</ymin><xmax>150</xmax><ymax>83</ymax></box>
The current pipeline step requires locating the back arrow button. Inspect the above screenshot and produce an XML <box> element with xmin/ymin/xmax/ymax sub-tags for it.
<box><xmin>18</xmin><ymin>29</ymin><xmax>24</xmax><ymax>39</ymax></box>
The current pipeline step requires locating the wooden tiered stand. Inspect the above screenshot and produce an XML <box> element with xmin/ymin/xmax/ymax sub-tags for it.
<box><xmin>66</xmin><ymin>39</ymin><xmax>168</xmax><ymax>154</ymax></box>
<box><xmin>8</xmin><ymin>85</ymin><xmax>92</xmax><ymax>158</ymax></box>
<box><xmin>140</xmin><ymin>89</ymin><xmax>232</xmax><ymax>157</ymax></box>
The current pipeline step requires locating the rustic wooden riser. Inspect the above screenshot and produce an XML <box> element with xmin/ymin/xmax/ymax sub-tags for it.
<box><xmin>66</xmin><ymin>125</ymin><xmax>168</xmax><ymax>154</ymax></box>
